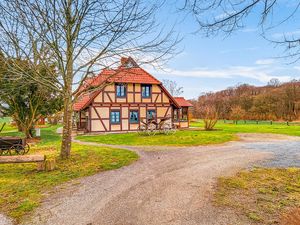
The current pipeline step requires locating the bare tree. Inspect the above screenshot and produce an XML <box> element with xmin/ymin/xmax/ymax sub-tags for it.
<box><xmin>198</xmin><ymin>93</ymin><xmax>221</xmax><ymax>130</ymax></box>
<box><xmin>181</xmin><ymin>0</ymin><xmax>300</xmax><ymax>61</ymax></box>
<box><xmin>268</xmin><ymin>78</ymin><xmax>280</xmax><ymax>87</ymax></box>
<box><xmin>230</xmin><ymin>106</ymin><xmax>246</xmax><ymax>122</ymax></box>
<box><xmin>0</xmin><ymin>0</ymin><xmax>179</xmax><ymax>158</ymax></box>
<box><xmin>162</xmin><ymin>79</ymin><xmax>184</xmax><ymax>96</ymax></box>
<box><xmin>202</xmin><ymin>105</ymin><xmax>218</xmax><ymax>131</ymax></box>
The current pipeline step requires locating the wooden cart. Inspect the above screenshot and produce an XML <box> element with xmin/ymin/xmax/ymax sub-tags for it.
<box><xmin>0</xmin><ymin>137</ymin><xmax>30</xmax><ymax>156</ymax></box>
<box><xmin>138</xmin><ymin>116</ymin><xmax>176</xmax><ymax>135</ymax></box>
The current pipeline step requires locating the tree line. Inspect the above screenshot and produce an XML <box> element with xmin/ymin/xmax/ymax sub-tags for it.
<box><xmin>191</xmin><ymin>79</ymin><xmax>300</xmax><ymax>122</ymax></box>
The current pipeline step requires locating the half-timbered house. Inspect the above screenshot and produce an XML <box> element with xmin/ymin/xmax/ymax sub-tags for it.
<box><xmin>73</xmin><ymin>57</ymin><xmax>192</xmax><ymax>133</ymax></box>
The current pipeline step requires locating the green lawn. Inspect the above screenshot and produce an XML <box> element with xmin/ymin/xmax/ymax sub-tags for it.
<box><xmin>76</xmin><ymin>120</ymin><xmax>300</xmax><ymax>146</ymax></box>
<box><xmin>214</xmin><ymin>168</ymin><xmax>300</xmax><ymax>224</ymax></box>
<box><xmin>190</xmin><ymin>120</ymin><xmax>300</xmax><ymax>137</ymax></box>
<box><xmin>76</xmin><ymin>130</ymin><xmax>236</xmax><ymax>146</ymax></box>
<box><xmin>0</xmin><ymin>124</ymin><xmax>138</xmax><ymax>222</ymax></box>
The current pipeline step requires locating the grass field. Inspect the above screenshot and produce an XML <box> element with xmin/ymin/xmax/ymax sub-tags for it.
<box><xmin>76</xmin><ymin>120</ymin><xmax>300</xmax><ymax>146</ymax></box>
<box><xmin>215</xmin><ymin>168</ymin><xmax>300</xmax><ymax>224</ymax></box>
<box><xmin>0</xmin><ymin>124</ymin><xmax>138</xmax><ymax>222</ymax></box>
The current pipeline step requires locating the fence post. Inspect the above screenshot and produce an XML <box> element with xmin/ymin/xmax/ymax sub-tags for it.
<box><xmin>270</xmin><ymin>121</ymin><xmax>272</xmax><ymax>125</ymax></box>
<box><xmin>287</xmin><ymin>121</ymin><xmax>289</xmax><ymax>126</ymax></box>
<box><xmin>256</xmin><ymin>120</ymin><xmax>258</xmax><ymax>124</ymax></box>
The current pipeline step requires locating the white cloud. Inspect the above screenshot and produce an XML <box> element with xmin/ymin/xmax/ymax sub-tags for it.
<box><xmin>271</xmin><ymin>30</ymin><xmax>300</xmax><ymax>39</ymax></box>
<box><xmin>255</xmin><ymin>58</ymin><xmax>276</xmax><ymax>65</ymax></box>
<box><xmin>153</xmin><ymin>65</ymin><xmax>292</xmax><ymax>83</ymax></box>
<box><xmin>241</xmin><ymin>28</ymin><xmax>258</xmax><ymax>33</ymax></box>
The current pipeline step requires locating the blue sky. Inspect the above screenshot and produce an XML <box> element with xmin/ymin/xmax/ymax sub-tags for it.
<box><xmin>148</xmin><ymin>1</ymin><xmax>300</xmax><ymax>99</ymax></box>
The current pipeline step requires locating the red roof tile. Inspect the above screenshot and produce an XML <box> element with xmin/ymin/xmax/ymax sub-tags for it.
<box><xmin>174</xmin><ymin>97</ymin><xmax>193</xmax><ymax>107</ymax></box>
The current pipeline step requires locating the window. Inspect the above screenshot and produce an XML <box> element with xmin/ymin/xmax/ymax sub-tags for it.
<box><xmin>125</xmin><ymin>62</ymin><xmax>134</xmax><ymax>68</ymax></box>
<box><xmin>116</xmin><ymin>84</ymin><xmax>126</xmax><ymax>97</ymax></box>
<box><xmin>129</xmin><ymin>110</ymin><xmax>139</xmax><ymax>123</ymax></box>
<box><xmin>110</xmin><ymin>111</ymin><xmax>120</xmax><ymax>124</ymax></box>
<box><xmin>142</xmin><ymin>84</ymin><xmax>151</xmax><ymax>98</ymax></box>
<box><xmin>147</xmin><ymin>110</ymin><xmax>156</xmax><ymax>120</ymax></box>
<box><xmin>180</xmin><ymin>107</ymin><xmax>188</xmax><ymax>121</ymax></box>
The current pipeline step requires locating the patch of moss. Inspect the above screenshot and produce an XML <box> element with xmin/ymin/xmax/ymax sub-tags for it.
<box><xmin>214</xmin><ymin>168</ymin><xmax>300</xmax><ymax>224</ymax></box>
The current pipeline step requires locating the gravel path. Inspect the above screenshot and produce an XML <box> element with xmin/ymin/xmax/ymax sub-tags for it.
<box><xmin>18</xmin><ymin>133</ymin><xmax>300</xmax><ymax>225</ymax></box>
<box><xmin>0</xmin><ymin>214</ymin><xmax>12</xmax><ymax>225</ymax></box>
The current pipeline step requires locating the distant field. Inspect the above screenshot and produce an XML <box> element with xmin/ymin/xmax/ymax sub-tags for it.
<box><xmin>190</xmin><ymin>120</ymin><xmax>300</xmax><ymax>137</ymax></box>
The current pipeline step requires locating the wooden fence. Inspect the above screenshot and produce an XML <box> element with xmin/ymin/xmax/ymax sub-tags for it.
<box><xmin>223</xmin><ymin>120</ymin><xmax>300</xmax><ymax>126</ymax></box>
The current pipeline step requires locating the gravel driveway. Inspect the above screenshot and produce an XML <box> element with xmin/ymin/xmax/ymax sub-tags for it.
<box><xmin>17</xmin><ymin>133</ymin><xmax>300</xmax><ymax>225</ymax></box>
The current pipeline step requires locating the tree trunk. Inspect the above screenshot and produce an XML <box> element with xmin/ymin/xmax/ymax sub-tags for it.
<box><xmin>24</xmin><ymin>127</ymin><xmax>33</xmax><ymax>139</ymax></box>
<box><xmin>60</xmin><ymin>0</ymin><xmax>74</xmax><ymax>159</ymax></box>
<box><xmin>60</xmin><ymin>94</ymin><xmax>73</xmax><ymax>159</ymax></box>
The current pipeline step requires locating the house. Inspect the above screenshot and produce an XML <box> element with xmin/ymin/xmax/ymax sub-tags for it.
<box><xmin>73</xmin><ymin>57</ymin><xmax>192</xmax><ymax>133</ymax></box>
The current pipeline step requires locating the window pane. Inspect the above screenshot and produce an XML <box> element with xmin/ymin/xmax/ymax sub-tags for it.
<box><xmin>116</xmin><ymin>112</ymin><xmax>120</xmax><ymax>122</ymax></box>
<box><xmin>147</xmin><ymin>110</ymin><xmax>155</xmax><ymax>120</ymax></box>
<box><xmin>142</xmin><ymin>85</ymin><xmax>151</xmax><ymax>97</ymax></box>
<box><xmin>116</xmin><ymin>84</ymin><xmax>126</xmax><ymax>97</ymax></box>
<box><xmin>130</xmin><ymin>111</ymin><xmax>139</xmax><ymax>123</ymax></box>
<box><xmin>111</xmin><ymin>111</ymin><xmax>120</xmax><ymax>123</ymax></box>
<box><xmin>142</xmin><ymin>86</ymin><xmax>145</xmax><ymax>96</ymax></box>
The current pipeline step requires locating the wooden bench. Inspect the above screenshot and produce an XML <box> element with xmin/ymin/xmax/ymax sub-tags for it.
<box><xmin>0</xmin><ymin>155</ymin><xmax>55</xmax><ymax>171</ymax></box>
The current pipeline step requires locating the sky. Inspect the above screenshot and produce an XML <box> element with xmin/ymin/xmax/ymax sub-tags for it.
<box><xmin>147</xmin><ymin>0</ymin><xmax>300</xmax><ymax>99</ymax></box>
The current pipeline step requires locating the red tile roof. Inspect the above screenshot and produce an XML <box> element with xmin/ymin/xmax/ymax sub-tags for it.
<box><xmin>174</xmin><ymin>97</ymin><xmax>193</xmax><ymax>107</ymax></box>
<box><xmin>89</xmin><ymin>67</ymin><xmax>161</xmax><ymax>86</ymax></box>
<box><xmin>73</xmin><ymin>91</ymin><xmax>99</xmax><ymax>111</ymax></box>
<box><xmin>73</xmin><ymin>57</ymin><xmax>181</xmax><ymax>111</ymax></box>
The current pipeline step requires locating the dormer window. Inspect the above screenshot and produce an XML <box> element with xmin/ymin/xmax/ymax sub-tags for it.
<box><xmin>125</xmin><ymin>61</ymin><xmax>134</xmax><ymax>68</ymax></box>
<box><xmin>142</xmin><ymin>84</ymin><xmax>151</xmax><ymax>98</ymax></box>
<box><xmin>116</xmin><ymin>83</ymin><xmax>126</xmax><ymax>97</ymax></box>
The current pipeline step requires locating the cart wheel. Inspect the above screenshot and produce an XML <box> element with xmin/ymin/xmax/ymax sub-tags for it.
<box><xmin>11</xmin><ymin>144</ymin><xmax>25</xmax><ymax>155</ymax></box>
<box><xmin>147</xmin><ymin>123</ymin><xmax>157</xmax><ymax>136</ymax></box>
<box><xmin>24</xmin><ymin>144</ymin><xmax>30</xmax><ymax>154</ymax></box>
<box><xmin>161</xmin><ymin>124</ymin><xmax>169</xmax><ymax>135</ymax></box>
<box><xmin>1</xmin><ymin>149</ymin><xmax>11</xmax><ymax>156</ymax></box>
<box><xmin>137</xmin><ymin>125</ymin><xmax>146</xmax><ymax>135</ymax></box>
<box><xmin>164</xmin><ymin>124</ymin><xmax>176</xmax><ymax>135</ymax></box>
